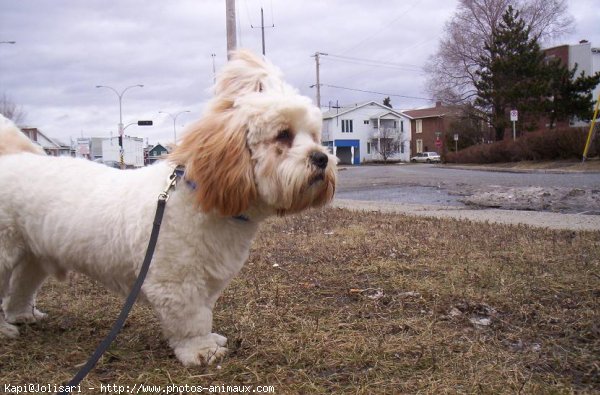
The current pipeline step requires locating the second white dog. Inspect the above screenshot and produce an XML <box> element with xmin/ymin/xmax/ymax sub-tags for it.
<box><xmin>0</xmin><ymin>50</ymin><xmax>337</xmax><ymax>366</ymax></box>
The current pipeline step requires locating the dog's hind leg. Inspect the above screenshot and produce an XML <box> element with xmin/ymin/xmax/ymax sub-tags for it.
<box><xmin>0</xmin><ymin>232</ymin><xmax>22</xmax><ymax>337</ymax></box>
<box><xmin>0</xmin><ymin>268</ymin><xmax>20</xmax><ymax>338</ymax></box>
<box><xmin>2</xmin><ymin>255</ymin><xmax>48</xmax><ymax>324</ymax></box>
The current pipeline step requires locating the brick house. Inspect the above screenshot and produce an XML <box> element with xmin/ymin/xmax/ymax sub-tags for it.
<box><xmin>403</xmin><ymin>102</ymin><xmax>463</xmax><ymax>155</ymax></box>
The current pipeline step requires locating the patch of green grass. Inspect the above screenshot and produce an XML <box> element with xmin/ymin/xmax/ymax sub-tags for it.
<box><xmin>1</xmin><ymin>208</ymin><xmax>599</xmax><ymax>394</ymax></box>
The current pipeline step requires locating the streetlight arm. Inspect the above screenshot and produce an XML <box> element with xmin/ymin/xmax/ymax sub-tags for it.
<box><xmin>159</xmin><ymin>110</ymin><xmax>191</xmax><ymax>143</ymax></box>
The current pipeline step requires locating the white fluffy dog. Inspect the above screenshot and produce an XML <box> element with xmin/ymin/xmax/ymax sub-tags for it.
<box><xmin>0</xmin><ymin>50</ymin><xmax>336</xmax><ymax>366</ymax></box>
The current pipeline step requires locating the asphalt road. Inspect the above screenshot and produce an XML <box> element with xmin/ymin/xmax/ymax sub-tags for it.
<box><xmin>335</xmin><ymin>163</ymin><xmax>600</xmax><ymax>214</ymax></box>
<box><xmin>336</xmin><ymin>163</ymin><xmax>600</xmax><ymax>193</ymax></box>
<box><xmin>333</xmin><ymin>164</ymin><xmax>600</xmax><ymax>230</ymax></box>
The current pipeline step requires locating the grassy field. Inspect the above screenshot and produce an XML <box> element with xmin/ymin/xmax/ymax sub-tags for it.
<box><xmin>1</xmin><ymin>208</ymin><xmax>599</xmax><ymax>394</ymax></box>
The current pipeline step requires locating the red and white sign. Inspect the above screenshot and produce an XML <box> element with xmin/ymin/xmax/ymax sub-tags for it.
<box><xmin>510</xmin><ymin>110</ymin><xmax>518</xmax><ymax>122</ymax></box>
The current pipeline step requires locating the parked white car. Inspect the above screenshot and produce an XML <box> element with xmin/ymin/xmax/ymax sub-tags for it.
<box><xmin>410</xmin><ymin>152</ymin><xmax>441</xmax><ymax>163</ymax></box>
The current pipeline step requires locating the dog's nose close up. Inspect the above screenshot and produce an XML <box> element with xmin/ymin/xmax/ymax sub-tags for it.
<box><xmin>310</xmin><ymin>151</ymin><xmax>329</xmax><ymax>169</ymax></box>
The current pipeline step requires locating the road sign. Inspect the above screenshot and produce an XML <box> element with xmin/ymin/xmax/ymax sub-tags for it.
<box><xmin>453</xmin><ymin>134</ymin><xmax>459</xmax><ymax>141</ymax></box>
<box><xmin>435</xmin><ymin>139</ymin><xmax>442</xmax><ymax>148</ymax></box>
<box><xmin>510</xmin><ymin>110</ymin><xmax>518</xmax><ymax>122</ymax></box>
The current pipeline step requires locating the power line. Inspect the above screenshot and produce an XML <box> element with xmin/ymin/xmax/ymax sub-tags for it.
<box><xmin>321</xmin><ymin>84</ymin><xmax>433</xmax><ymax>101</ymax></box>
<box><xmin>338</xmin><ymin>0</ymin><xmax>423</xmax><ymax>54</ymax></box>
<box><xmin>325</xmin><ymin>53</ymin><xmax>423</xmax><ymax>70</ymax></box>
<box><xmin>322</xmin><ymin>57</ymin><xmax>425</xmax><ymax>74</ymax></box>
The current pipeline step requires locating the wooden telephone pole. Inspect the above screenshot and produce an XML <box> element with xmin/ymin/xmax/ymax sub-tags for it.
<box><xmin>312</xmin><ymin>52</ymin><xmax>327</xmax><ymax>109</ymax></box>
<box><xmin>251</xmin><ymin>7</ymin><xmax>275</xmax><ymax>56</ymax></box>
<box><xmin>226</xmin><ymin>0</ymin><xmax>237</xmax><ymax>59</ymax></box>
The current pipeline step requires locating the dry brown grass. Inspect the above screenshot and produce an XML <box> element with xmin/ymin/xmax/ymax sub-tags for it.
<box><xmin>1</xmin><ymin>208</ymin><xmax>599</xmax><ymax>394</ymax></box>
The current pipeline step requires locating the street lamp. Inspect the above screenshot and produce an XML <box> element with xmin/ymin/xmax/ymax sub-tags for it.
<box><xmin>159</xmin><ymin>110</ymin><xmax>191</xmax><ymax>143</ymax></box>
<box><xmin>96</xmin><ymin>84</ymin><xmax>144</xmax><ymax>168</ymax></box>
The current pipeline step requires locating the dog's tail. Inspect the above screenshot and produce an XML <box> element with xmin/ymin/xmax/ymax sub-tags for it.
<box><xmin>0</xmin><ymin>114</ymin><xmax>46</xmax><ymax>155</ymax></box>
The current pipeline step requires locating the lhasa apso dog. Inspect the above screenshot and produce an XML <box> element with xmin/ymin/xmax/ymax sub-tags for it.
<box><xmin>0</xmin><ymin>50</ymin><xmax>336</xmax><ymax>366</ymax></box>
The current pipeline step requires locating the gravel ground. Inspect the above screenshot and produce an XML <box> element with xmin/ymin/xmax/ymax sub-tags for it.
<box><xmin>332</xmin><ymin>199</ymin><xmax>600</xmax><ymax>231</ymax></box>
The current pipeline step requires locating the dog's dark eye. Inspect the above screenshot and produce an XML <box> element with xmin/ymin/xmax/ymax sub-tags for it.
<box><xmin>276</xmin><ymin>129</ymin><xmax>293</xmax><ymax>145</ymax></box>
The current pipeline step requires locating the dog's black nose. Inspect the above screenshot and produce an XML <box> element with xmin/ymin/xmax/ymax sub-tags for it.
<box><xmin>310</xmin><ymin>151</ymin><xmax>329</xmax><ymax>169</ymax></box>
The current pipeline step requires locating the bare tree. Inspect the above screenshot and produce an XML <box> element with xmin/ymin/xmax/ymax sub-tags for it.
<box><xmin>371</xmin><ymin>127</ymin><xmax>410</xmax><ymax>162</ymax></box>
<box><xmin>0</xmin><ymin>94</ymin><xmax>27</xmax><ymax>124</ymax></box>
<box><xmin>425</xmin><ymin>0</ymin><xmax>573</xmax><ymax>104</ymax></box>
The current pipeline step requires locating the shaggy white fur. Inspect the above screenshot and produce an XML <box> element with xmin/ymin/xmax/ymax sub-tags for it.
<box><xmin>0</xmin><ymin>50</ymin><xmax>336</xmax><ymax>366</ymax></box>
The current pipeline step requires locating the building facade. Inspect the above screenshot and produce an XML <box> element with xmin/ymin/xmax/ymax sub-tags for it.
<box><xmin>102</xmin><ymin>136</ymin><xmax>145</xmax><ymax>168</ymax></box>
<box><xmin>403</xmin><ymin>102</ymin><xmax>464</xmax><ymax>155</ymax></box>
<box><xmin>146</xmin><ymin>143</ymin><xmax>169</xmax><ymax>165</ymax></box>
<box><xmin>322</xmin><ymin>101</ymin><xmax>413</xmax><ymax>165</ymax></box>
<box><xmin>544</xmin><ymin>40</ymin><xmax>600</xmax><ymax>127</ymax></box>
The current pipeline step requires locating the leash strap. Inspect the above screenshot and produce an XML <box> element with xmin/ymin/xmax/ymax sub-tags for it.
<box><xmin>58</xmin><ymin>170</ymin><xmax>177</xmax><ymax>394</ymax></box>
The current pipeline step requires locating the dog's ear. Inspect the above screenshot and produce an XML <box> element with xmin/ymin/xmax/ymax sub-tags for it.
<box><xmin>169</xmin><ymin>110</ymin><xmax>256</xmax><ymax>216</ymax></box>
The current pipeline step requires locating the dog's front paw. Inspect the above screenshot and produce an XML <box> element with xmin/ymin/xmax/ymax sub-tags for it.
<box><xmin>0</xmin><ymin>321</ymin><xmax>20</xmax><ymax>338</ymax></box>
<box><xmin>5</xmin><ymin>308</ymin><xmax>48</xmax><ymax>324</ymax></box>
<box><xmin>173</xmin><ymin>333</ymin><xmax>229</xmax><ymax>366</ymax></box>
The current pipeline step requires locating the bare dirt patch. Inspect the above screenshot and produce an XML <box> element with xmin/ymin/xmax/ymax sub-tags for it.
<box><xmin>1</xmin><ymin>208</ymin><xmax>599</xmax><ymax>393</ymax></box>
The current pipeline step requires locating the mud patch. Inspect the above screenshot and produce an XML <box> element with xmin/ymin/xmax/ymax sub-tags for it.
<box><xmin>460</xmin><ymin>186</ymin><xmax>600</xmax><ymax>214</ymax></box>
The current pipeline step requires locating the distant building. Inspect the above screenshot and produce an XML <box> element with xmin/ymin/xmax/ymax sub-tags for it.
<box><xmin>147</xmin><ymin>143</ymin><xmax>169</xmax><ymax>165</ymax></box>
<box><xmin>75</xmin><ymin>138</ymin><xmax>91</xmax><ymax>159</ymax></box>
<box><xmin>102</xmin><ymin>136</ymin><xmax>145</xmax><ymax>168</ymax></box>
<box><xmin>543</xmin><ymin>40</ymin><xmax>600</xmax><ymax>127</ymax></box>
<box><xmin>403</xmin><ymin>102</ymin><xmax>465</xmax><ymax>155</ymax></box>
<box><xmin>322</xmin><ymin>101</ymin><xmax>413</xmax><ymax>164</ymax></box>
<box><xmin>21</xmin><ymin>127</ymin><xmax>71</xmax><ymax>156</ymax></box>
<box><xmin>90</xmin><ymin>137</ymin><xmax>106</xmax><ymax>161</ymax></box>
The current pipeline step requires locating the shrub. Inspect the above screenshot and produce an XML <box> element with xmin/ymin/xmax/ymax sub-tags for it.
<box><xmin>445</xmin><ymin>127</ymin><xmax>594</xmax><ymax>163</ymax></box>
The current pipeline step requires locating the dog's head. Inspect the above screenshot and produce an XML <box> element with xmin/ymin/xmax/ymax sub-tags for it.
<box><xmin>170</xmin><ymin>50</ymin><xmax>337</xmax><ymax>217</ymax></box>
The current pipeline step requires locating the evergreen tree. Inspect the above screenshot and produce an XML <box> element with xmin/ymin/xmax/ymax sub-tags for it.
<box><xmin>383</xmin><ymin>96</ymin><xmax>393</xmax><ymax>108</ymax></box>
<box><xmin>475</xmin><ymin>6</ymin><xmax>548</xmax><ymax>140</ymax></box>
<box><xmin>546</xmin><ymin>61</ymin><xmax>600</xmax><ymax>127</ymax></box>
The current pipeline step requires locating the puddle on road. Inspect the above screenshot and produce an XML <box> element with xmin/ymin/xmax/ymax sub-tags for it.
<box><xmin>336</xmin><ymin>186</ymin><xmax>466</xmax><ymax>207</ymax></box>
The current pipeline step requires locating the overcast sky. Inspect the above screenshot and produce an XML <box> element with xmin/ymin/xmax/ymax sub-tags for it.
<box><xmin>1</xmin><ymin>0</ymin><xmax>599</xmax><ymax>146</ymax></box>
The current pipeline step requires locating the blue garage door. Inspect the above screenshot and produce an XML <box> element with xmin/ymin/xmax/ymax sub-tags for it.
<box><xmin>335</xmin><ymin>139</ymin><xmax>360</xmax><ymax>165</ymax></box>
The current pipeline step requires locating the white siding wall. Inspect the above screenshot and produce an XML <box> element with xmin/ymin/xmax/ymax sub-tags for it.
<box><xmin>569</xmin><ymin>42</ymin><xmax>600</xmax><ymax>124</ymax></box>
<box><xmin>324</xmin><ymin>103</ymin><xmax>412</xmax><ymax>163</ymax></box>
<box><xmin>102</xmin><ymin>136</ymin><xmax>145</xmax><ymax>167</ymax></box>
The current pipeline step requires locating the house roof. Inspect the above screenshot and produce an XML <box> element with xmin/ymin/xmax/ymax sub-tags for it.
<box><xmin>21</xmin><ymin>127</ymin><xmax>62</xmax><ymax>150</ymax></box>
<box><xmin>149</xmin><ymin>143</ymin><xmax>168</xmax><ymax>155</ymax></box>
<box><xmin>322</xmin><ymin>101</ymin><xmax>413</xmax><ymax>120</ymax></box>
<box><xmin>403</xmin><ymin>102</ymin><xmax>463</xmax><ymax>119</ymax></box>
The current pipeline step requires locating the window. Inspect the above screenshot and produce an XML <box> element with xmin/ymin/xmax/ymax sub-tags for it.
<box><xmin>400</xmin><ymin>142</ymin><xmax>404</xmax><ymax>154</ymax></box>
<box><xmin>367</xmin><ymin>141</ymin><xmax>371</xmax><ymax>154</ymax></box>
<box><xmin>364</xmin><ymin>120</ymin><xmax>369</xmax><ymax>125</ymax></box>
<box><xmin>372</xmin><ymin>119</ymin><xmax>379</xmax><ymax>128</ymax></box>
<box><xmin>400</xmin><ymin>120</ymin><xmax>404</xmax><ymax>133</ymax></box>
<box><xmin>416</xmin><ymin>139</ymin><xmax>423</xmax><ymax>153</ymax></box>
<box><xmin>341</xmin><ymin>119</ymin><xmax>353</xmax><ymax>133</ymax></box>
<box><xmin>416</xmin><ymin>119</ymin><xmax>423</xmax><ymax>134</ymax></box>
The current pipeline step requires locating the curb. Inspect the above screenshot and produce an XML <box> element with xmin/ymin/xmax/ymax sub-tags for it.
<box><xmin>434</xmin><ymin>164</ymin><xmax>600</xmax><ymax>175</ymax></box>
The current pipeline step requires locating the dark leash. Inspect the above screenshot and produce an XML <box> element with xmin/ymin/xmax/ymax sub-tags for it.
<box><xmin>57</xmin><ymin>169</ymin><xmax>180</xmax><ymax>395</ymax></box>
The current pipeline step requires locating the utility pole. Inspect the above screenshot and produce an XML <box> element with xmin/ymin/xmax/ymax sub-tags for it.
<box><xmin>226</xmin><ymin>0</ymin><xmax>237</xmax><ymax>59</ymax></box>
<box><xmin>312</xmin><ymin>52</ymin><xmax>327</xmax><ymax>109</ymax></box>
<box><xmin>211</xmin><ymin>53</ymin><xmax>217</xmax><ymax>84</ymax></box>
<box><xmin>251</xmin><ymin>7</ymin><xmax>274</xmax><ymax>56</ymax></box>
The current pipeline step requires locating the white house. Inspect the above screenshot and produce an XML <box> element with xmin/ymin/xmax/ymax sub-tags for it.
<box><xmin>322</xmin><ymin>101</ymin><xmax>413</xmax><ymax>165</ymax></box>
<box><xmin>102</xmin><ymin>136</ymin><xmax>145</xmax><ymax>168</ymax></box>
<box><xmin>21</xmin><ymin>127</ymin><xmax>71</xmax><ymax>156</ymax></box>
